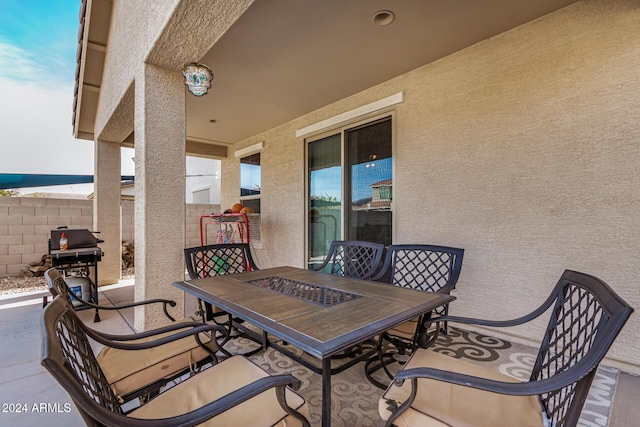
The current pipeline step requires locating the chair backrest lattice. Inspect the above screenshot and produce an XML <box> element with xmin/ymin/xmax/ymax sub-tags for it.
<box><xmin>529</xmin><ymin>271</ymin><xmax>633</xmax><ymax>427</ymax></box>
<box><xmin>374</xmin><ymin>244</ymin><xmax>464</xmax><ymax>316</ymax></box>
<box><xmin>388</xmin><ymin>248</ymin><xmax>462</xmax><ymax>291</ymax></box>
<box><xmin>320</xmin><ymin>241</ymin><xmax>385</xmax><ymax>280</ymax></box>
<box><xmin>41</xmin><ymin>298</ymin><xmax>123</xmax><ymax>424</ymax></box>
<box><xmin>184</xmin><ymin>243</ymin><xmax>259</xmax><ymax>280</ymax></box>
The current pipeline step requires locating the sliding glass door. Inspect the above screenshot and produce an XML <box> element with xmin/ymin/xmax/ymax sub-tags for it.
<box><xmin>346</xmin><ymin>118</ymin><xmax>392</xmax><ymax>244</ymax></box>
<box><xmin>307</xmin><ymin>116</ymin><xmax>392</xmax><ymax>269</ymax></box>
<box><xmin>307</xmin><ymin>133</ymin><xmax>341</xmax><ymax>269</ymax></box>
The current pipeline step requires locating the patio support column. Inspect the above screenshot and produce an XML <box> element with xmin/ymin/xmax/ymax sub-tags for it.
<box><xmin>133</xmin><ymin>63</ymin><xmax>186</xmax><ymax>330</ymax></box>
<box><xmin>93</xmin><ymin>139</ymin><xmax>122</xmax><ymax>285</ymax></box>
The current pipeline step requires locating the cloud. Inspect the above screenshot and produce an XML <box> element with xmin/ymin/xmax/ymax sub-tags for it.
<box><xmin>0</xmin><ymin>39</ymin><xmax>42</xmax><ymax>84</ymax></box>
<box><xmin>0</xmin><ymin>38</ymin><xmax>73</xmax><ymax>88</ymax></box>
<box><xmin>0</xmin><ymin>76</ymin><xmax>91</xmax><ymax>174</ymax></box>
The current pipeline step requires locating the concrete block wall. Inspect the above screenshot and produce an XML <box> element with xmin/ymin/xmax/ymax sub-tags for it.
<box><xmin>185</xmin><ymin>204</ymin><xmax>221</xmax><ymax>247</ymax></box>
<box><xmin>0</xmin><ymin>197</ymin><xmax>220</xmax><ymax>276</ymax></box>
<box><xmin>0</xmin><ymin>197</ymin><xmax>93</xmax><ymax>276</ymax></box>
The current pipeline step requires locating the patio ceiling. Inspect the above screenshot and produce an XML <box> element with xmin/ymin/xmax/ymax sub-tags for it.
<box><xmin>74</xmin><ymin>0</ymin><xmax>581</xmax><ymax>149</ymax></box>
<box><xmin>188</xmin><ymin>0</ymin><xmax>580</xmax><ymax>147</ymax></box>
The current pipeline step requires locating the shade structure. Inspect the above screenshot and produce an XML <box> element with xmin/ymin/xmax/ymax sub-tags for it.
<box><xmin>0</xmin><ymin>174</ymin><xmax>134</xmax><ymax>190</ymax></box>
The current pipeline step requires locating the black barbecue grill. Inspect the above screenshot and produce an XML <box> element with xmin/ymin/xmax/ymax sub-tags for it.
<box><xmin>48</xmin><ymin>228</ymin><xmax>104</xmax><ymax>322</ymax></box>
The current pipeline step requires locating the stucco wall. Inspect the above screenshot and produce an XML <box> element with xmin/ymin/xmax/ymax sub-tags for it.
<box><xmin>95</xmin><ymin>0</ymin><xmax>179</xmax><ymax>139</ymax></box>
<box><xmin>95</xmin><ymin>0</ymin><xmax>253</xmax><ymax>143</ymax></box>
<box><xmin>0</xmin><ymin>197</ymin><xmax>219</xmax><ymax>277</ymax></box>
<box><xmin>222</xmin><ymin>0</ymin><xmax>640</xmax><ymax>371</ymax></box>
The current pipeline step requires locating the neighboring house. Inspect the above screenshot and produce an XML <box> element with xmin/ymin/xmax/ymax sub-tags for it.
<box><xmin>88</xmin><ymin>157</ymin><xmax>220</xmax><ymax>203</ymax></box>
<box><xmin>352</xmin><ymin>179</ymin><xmax>392</xmax><ymax>211</ymax></box>
<box><xmin>185</xmin><ymin>156</ymin><xmax>221</xmax><ymax>205</ymax></box>
<box><xmin>72</xmin><ymin>0</ymin><xmax>639</xmax><ymax>372</ymax></box>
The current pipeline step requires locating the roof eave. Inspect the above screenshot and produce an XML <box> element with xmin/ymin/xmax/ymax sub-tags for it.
<box><xmin>72</xmin><ymin>0</ymin><xmax>111</xmax><ymax>141</ymax></box>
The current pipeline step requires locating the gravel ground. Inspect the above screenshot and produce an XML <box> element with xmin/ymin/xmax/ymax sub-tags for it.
<box><xmin>0</xmin><ymin>275</ymin><xmax>47</xmax><ymax>295</ymax></box>
<box><xmin>0</xmin><ymin>268</ymin><xmax>135</xmax><ymax>296</ymax></box>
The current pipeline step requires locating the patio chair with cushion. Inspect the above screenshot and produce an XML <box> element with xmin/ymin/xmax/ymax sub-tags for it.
<box><xmin>44</xmin><ymin>268</ymin><xmax>218</xmax><ymax>403</ymax></box>
<box><xmin>379</xmin><ymin>269</ymin><xmax>634</xmax><ymax>427</ymax></box>
<box><xmin>184</xmin><ymin>243</ymin><xmax>263</xmax><ymax>354</ymax></box>
<box><xmin>41</xmin><ymin>296</ymin><xmax>310</xmax><ymax>426</ymax></box>
<box><xmin>365</xmin><ymin>244</ymin><xmax>464</xmax><ymax>389</ymax></box>
<box><xmin>313</xmin><ymin>240</ymin><xmax>385</xmax><ymax>280</ymax></box>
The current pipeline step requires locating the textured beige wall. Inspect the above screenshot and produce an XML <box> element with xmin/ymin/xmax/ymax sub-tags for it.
<box><xmin>95</xmin><ymin>0</ymin><xmax>253</xmax><ymax>142</ymax></box>
<box><xmin>95</xmin><ymin>0</ymin><xmax>179</xmax><ymax>140</ymax></box>
<box><xmin>94</xmin><ymin>140</ymin><xmax>122</xmax><ymax>284</ymax></box>
<box><xmin>223</xmin><ymin>0</ymin><xmax>640</xmax><ymax>371</ymax></box>
<box><xmin>133</xmin><ymin>63</ymin><xmax>187</xmax><ymax>330</ymax></box>
<box><xmin>393</xmin><ymin>0</ymin><xmax>640</xmax><ymax>371</ymax></box>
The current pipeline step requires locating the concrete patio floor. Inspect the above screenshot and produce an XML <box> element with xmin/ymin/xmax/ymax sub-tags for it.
<box><xmin>0</xmin><ymin>281</ymin><xmax>140</xmax><ymax>426</ymax></box>
<box><xmin>0</xmin><ymin>281</ymin><xmax>638</xmax><ymax>426</ymax></box>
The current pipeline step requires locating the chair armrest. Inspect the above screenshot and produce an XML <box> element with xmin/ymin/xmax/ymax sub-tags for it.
<box><xmin>423</xmin><ymin>314</ymin><xmax>533</xmax><ymax>330</ymax></box>
<box><xmin>424</xmin><ymin>285</ymin><xmax>561</xmax><ymax>330</ymax></box>
<box><xmin>369</xmin><ymin>267</ymin><xmax>388</xmax><ymax>282</ymax></box>
<box><xmin>311</xmin><ymin>258</ymin><xmax>331</xmax><ymax>272</ymax></box>
<box><xmin>393</xmin><ymin>357</ymin><xmax>600</xmax><ymax>397</ymax></box>
<box><xmin>142</xmin><ymin>374</ymin><xmax>308</xmax><ymax>427</ymax></box>
<box><xmin>67</xmin><ymin>290</ymin><xmax>178</xmax><ymax>322</ymax></box>
<box><xmin>84</xmin><ymin>374</ymin><xmax>310</xmax><ymax>427</ymax></box>
<box><xmin>420</xmin><ymin>314</ymin><xmax>542</xmax><ymax>348</ymax></box>
<box><xmin>84</xmin><ymin>322</ymin><xmax>226</xmax><ymax>351</ymax></box>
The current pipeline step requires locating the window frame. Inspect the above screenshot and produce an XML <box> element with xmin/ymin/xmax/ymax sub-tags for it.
<box><xmin>235</xmin><ymin>142</ymin><xmax>263</xmax><ymax>213</ymax></box>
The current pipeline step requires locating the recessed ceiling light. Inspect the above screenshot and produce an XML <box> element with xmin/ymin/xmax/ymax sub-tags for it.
<box><xmin>209</xmin><ymin>119</ymin><xmax>218</xmax><ymax>123</ymax></box>
<box><xmin>372</xmin><ymin>10</ymin><xmax>395</xmax><ymax>26</ymax></box>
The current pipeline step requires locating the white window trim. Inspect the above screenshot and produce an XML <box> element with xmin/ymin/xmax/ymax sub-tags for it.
<box><xmin>296</xmin><ymin>92</ymin><xmax>403</xmax><ymax>138</ymax></box>
<box><xmin>234</xmin><ymin>141</ymin><xmax>264</xmax><ymax>158</ymax></box>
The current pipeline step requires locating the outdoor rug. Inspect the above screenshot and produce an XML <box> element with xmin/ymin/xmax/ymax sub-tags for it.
<box><xmin>223</xmin><ymin>326</ymin><xmax>618</xmax><ymax>427</ymax></box>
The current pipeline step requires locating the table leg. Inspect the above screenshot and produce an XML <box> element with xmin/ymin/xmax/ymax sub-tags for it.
<box><xmin>322</xmin><ymin>356</ymin><xmax>331</xmax><ymax>427</ymax></box>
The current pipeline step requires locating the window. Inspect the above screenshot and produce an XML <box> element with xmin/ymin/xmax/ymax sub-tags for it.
<box><xmin>240</xmin><ymin>152</ymin><xmax>261</xmax><ymax>213</ymax></box>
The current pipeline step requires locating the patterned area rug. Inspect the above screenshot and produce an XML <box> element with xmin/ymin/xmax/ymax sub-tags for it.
<box><xmin>224</xmin><ymin>326</ymin><xmax>618</xmax><ymax>427</ymax></box>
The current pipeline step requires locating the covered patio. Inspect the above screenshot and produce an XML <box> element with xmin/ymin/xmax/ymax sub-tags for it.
<box><xmin>74</xmin><ymin>0</ymin><xmax>638</xmax><ymax>407</ymax></box>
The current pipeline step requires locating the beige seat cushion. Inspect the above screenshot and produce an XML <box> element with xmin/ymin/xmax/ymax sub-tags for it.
<box><xmin>386</xmin><ymin>316</ymin><xmax>441</xmax><ymax>343</ymax></box>
<box><xmin>98</xmin><ymin>319</ymin><xmax>216</xmax><ymax>397</ymax></box>
<box><xmin>380</xmin><ymin>349</ymin><xmax>543</xmax><ymax>427</ymax></box>
<box><xmin>387</xmin><ymin>317</ymin><xmax>419</xmax><ymax>340</ymax></box>
<box><xmin>131</xmin><ymin>355</ymin><xmax>309</xmax><ymax>426</ymax></box>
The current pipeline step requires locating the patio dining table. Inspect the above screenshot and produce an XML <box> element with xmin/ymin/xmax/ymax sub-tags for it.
<box><xmin>173</xmin><ymin>266</ymin><xmax>454</xmax><ymax>427</ymax></box>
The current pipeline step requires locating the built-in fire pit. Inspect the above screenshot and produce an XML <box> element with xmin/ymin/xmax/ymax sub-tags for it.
<box><xmin>247</xmin><ymin>276</ymin><xmax>362</xmax><ymax>307</ymax></box>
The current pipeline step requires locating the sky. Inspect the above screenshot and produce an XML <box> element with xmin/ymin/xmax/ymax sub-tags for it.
<box><xmin>0</xmin><ymin>0</ymin><xmax>134</xmax><ymax>194</ymax></box>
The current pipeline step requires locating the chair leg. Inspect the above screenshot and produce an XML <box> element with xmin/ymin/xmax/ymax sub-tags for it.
<box><xmin>365</xmin><ymin>334</ymin><xmax>412</xmax><ymax>390</ymax></box>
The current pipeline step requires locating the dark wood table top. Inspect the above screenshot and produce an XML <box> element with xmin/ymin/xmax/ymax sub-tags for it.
<box><xmin>175</xmin><ymin>266</ymin><xmax>455</xmax><ymax>359</ymax></box>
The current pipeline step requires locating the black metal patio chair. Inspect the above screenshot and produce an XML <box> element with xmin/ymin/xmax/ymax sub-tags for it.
<box><xmin>44</xmin><ymin>268</ymin><xmax>218</xmax><ymax>403</ymax></box>
<box><xmin>41</xmin><ymin>296</ymin><xmax>310</xmax><ymax>426</ymax></box>
<box><xmin>379</xmin><ymin>269</ymin><xmax>634</xmax><ymax>427</ymax></box>
<box><xmin>45</xmin><ymin>267</ymin><xmax>178</xmax><ymax>322</ymax></box>
<box><xmin>365</xmin><ymin>244</ymin><xmax>464</xmax><ymax>389</ymax></box>
<box><xmin>313</xmin><ymin>240</ymin><xmax>385</xmax><ymax>280</ymax></box>
<box><xmin>184</xmin><ymin>243</ymin><xmax>263</xmax><ymax>354</ymax></box>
